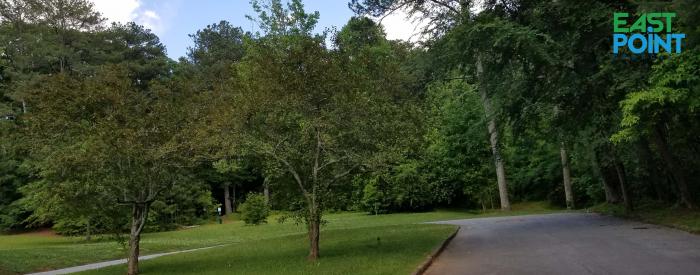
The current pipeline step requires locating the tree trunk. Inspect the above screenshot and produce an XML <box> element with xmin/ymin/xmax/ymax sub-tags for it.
<box><xmin>638</xmin><ymin>139</ymin><xmax>667</xmax><ymax>201</ymax></box>
<box><xmin>127</xmin><ymin>203</ymin><xmax>149</xmax><ymax>275</ymax></box>
<box><xmin>560</xmin><ymin>143</ymin><xmax>574</xmax><ymax>209</ymax></box>
<box><xmin>263</xmin><ymin>178</ymin><xmax>270</xmax><ymax>205</ymax></box>
<box><xmin>652</xmin><ymin>125</ymin><xmax>695</xmax><ymax>209</ymax></box>
<box><xmin>22</xmin><ymin>100</ymin><xmax>27</xmax><ymax>114</ymax></box>
<box><xmin>231</xmin><ymin>185</ymin><xmax>237</xmax><ymax>213</ymax></box>
<box><xmin>487</xmin><ymin>116</ymin><xmax>511</xmax><ymax>211</ymax></box>
<box><xmin>601</xmin><ymin>172</ymin><xmax>619</xmax><ymax>204</ymax></box>
<box><xmin>85</xmin><ymin>218</ymin><xmax>91</xmax><ymax>241</ymax></box>
<box><xmin>476</xmin><ymin>59</ymin><xmax>510</xmax><ymax>211</ymax></box>
<box><xmin>307</xmin><ymin>204</ymin><xmax>320</xmax><ymax>261</ymax></box>
<box><xmin>593</xmin><ymin>151</ymin><xmax>620</xmax><ymax>203</ymax></box>
<box><xmin>223</xmin><ymin>184</ymin><xmax>232</xmax><ymax>215</ymax></box>
<box><xmin>613</xmin><ymin>160</ymin><xmax>632</xmax><ymax>214</ymax></box>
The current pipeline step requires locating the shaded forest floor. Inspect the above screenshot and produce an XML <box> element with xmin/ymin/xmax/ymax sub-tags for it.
<box><xmin>591</xmin><ymin>201</ymin><xmax>700</xmax><ymax>234</ymax></box>
<box><xmin>0</xmin><ymin>202</ymin><xmax>562</xmax><ymax>274</ymax></box>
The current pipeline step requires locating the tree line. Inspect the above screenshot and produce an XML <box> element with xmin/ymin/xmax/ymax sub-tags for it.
<box><xmin>1</xmin><ymin>0</ymin><xmax>698</xmax><ymax>274</ymax></box>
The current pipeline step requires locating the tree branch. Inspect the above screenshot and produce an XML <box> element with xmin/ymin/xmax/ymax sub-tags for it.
<box><xmin>268</xmin><ymin>148</ymin><xmax>309</xmax><ymax>198</ymax></box>
<box><xmin>318</xmin><ymin>155</ymin><xmax>349</xmax><ymax>172</ymax></box>
<box><xmin>327</xmin><ymin>164</ymin><xmax>361</xmax><ymax>186</ymax></box>
<box><xmin>428</xmin><ymin>0</ymin><xmax>461</xmax><ymax>17</ymax></box>
<box><xmin>313</xmin><ymin>128</ymin><xmax>321</xmax><ymax>185</ymax></box>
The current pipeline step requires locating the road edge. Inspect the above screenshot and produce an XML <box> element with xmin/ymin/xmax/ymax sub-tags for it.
<box><xmin>412</xmin><ymin>225</ymin><xmax>460</xmax><ymax>275</ymax></box>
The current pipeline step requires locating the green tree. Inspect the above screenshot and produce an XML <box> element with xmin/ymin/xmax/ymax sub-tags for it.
<box><xmin>230</xmin><ymin>0</ymin><xmax>417</xmax><ymax>260</ymax></box>
<box><xmin>23</xmin><ymin>65</ymin><xmax>195</xmax><ymax>274</ymax></box>
<box><xmin>185</xmin><ymin>20</ymin><xmax>248</xmax><ymax>92</ymax></box>
<box><xmin>613</xmin><ymin>50</ymin><xmax>700</xmax><ymax>209</ymax></box>
<box><xmin>424</xmin><ymin>78</ymin><xmax>495</xmax><ymax>209</ymax></box>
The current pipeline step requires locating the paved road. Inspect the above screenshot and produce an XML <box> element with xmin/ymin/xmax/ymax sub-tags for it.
<box><xmin>425</xmin><ymin>213</ymin><xmax>700</xmax><ymax>275</ymax></box>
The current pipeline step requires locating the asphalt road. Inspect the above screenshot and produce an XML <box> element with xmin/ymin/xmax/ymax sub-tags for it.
<box><xmin>425</xmin><ymin>213</ymin><xmax>700</xmax><ymax>275</ymax></box>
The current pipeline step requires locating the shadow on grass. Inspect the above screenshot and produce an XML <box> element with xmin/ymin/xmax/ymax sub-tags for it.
<box><xmin>590</xmin><ymin>201</ymin><xmax>700</xmax><ymax>234</ymax></box>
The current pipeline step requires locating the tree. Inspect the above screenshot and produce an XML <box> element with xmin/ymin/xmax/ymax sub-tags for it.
<box><xmin>180</xmin><ymin>20</ymin><xmax>256</xmax><ymax>215</ymax></box>
<box><xmin>475</xmin><ymin>57</ymin><xmax>511</xmax><ymax>210</ymax></box>
<box><xmin>424</xmin><ymin>78</ymin><xmax>496</xmax><ymax>209</ymax></box>
<box><xmin>23</xmin><ymin>65</ymin><xmax>195</xmax><ymax>274</ymax></box>
<box><xmin>0</xmin><ymin>0</ymin><xmax>110</xmax><ymax>232</ymax></box>
<box><xmin>0</xmin><ymin>115</ymin><xmax>31</xmax><ymax>231</ymax></box>
<box><xmin>559</xmin><ymin>142</ymin><xmax>574</xmax><ymax>209</ymax></box>
<box><xmin>0</xmin><ymin>0</ymin><xmax>104</xmax><ymax>115</ymax></box>
<box><xmin>229</xmin><ymin>0</ymin><xmax>416</xmax><ymax>260</ymax></box>
<box><xmin>613</xmin><ymin>49</ymin><xmax>700</xmax><ymax>209</ymax></box>
<box><xmin>186</xmin><ymin>20</ymin><xmax>248</xmax><ymax>92</ymax></box>
<box><xmin>0</xmin><ymin>0</ymin><xmax>103</xmax><ymax>73</ymax></box>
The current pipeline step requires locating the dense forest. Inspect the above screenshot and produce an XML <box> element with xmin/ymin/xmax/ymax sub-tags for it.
<box><xmin>1</xmin><ymin>0</ymin><xmax>698</xmax><ymax>274</ymax></box>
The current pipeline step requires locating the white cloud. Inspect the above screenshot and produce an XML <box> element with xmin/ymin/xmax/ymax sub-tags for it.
<box><xmin>142</xmin><ymin>10</ymin><xmax>159</xmax><ymax>19</ymax></box>
<box><xmin>138</xmin><ymin>10</ymin><xmax>163</xmax><ymax>34</ymax></box>
<box><xmin>378</xmin><ymin>2</ymin><xmax>484</xmax><ymax>43</ymax></box>
<box><xmin>90</xmin><ymin>0</ymin><xmax>165</xmax><ymax>35</ymax></box>
<box><xmin>378</xmin><ymin>9</ymin><xmax>429</xmax><ymax>43</ymax></box>
<box><xmin>91</xmin><ymin>0</ymin><xmax>140</xmax><ymax>24</ymax></box>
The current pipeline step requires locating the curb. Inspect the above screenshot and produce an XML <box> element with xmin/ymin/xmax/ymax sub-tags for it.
<box><xmin>412</xmin><ymin>226</ymin><xmax>460</xmax><ymax>275</ymax></box>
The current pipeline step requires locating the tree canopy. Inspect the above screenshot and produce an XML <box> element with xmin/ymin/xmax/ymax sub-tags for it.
<box><xmin>1</xmin><ymin>0</ymin><xmax>698</xmax><ymax>274</ymax></box>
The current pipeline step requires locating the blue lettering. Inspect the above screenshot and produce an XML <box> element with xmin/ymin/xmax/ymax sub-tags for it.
<box><xmin>655</xmin><ymin>34</ymin><xmax>671</xmax><ymax>53</ymax></box>
<box><xmin>629</xmin><ymin>34</ymin><xmax>647</xmax><ymax>54</ymax></box>
<box><xmin>670</xmin><ymin>33</ymin><xmax>685</xmax><ymax>53</ymax></box>
<box><xmin>613</xmin><ymin>34</ymin><xmax>627</xmax><ymax>54</ymax></box>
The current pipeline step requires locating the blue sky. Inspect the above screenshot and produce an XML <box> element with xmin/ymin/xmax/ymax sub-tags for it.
<box><xmin>91</xmin><ymin>0</ymin><xmax>421</xmax><ymax>60</ymax></box>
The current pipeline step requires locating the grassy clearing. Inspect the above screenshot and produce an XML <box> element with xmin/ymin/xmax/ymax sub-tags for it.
<box><xmin>590</xmin><ymin>201</ymin><xmax>700</xmax><ymax>234</ymax></box>
<box><xmin>0</xmin><ymin>201</ymin><xmax>561</xmax><ymax>274</ymax></box>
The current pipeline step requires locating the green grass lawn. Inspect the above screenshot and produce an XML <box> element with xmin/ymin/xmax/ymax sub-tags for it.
<box><xmin>0</xmin><ymin>201</ymin><xmax>562</xmax><ymax>274</ymax></box>
<box><xmin>590</xmin><ymin>201</ymin><xmax>700</xmax><ymax>234</ymax></box>
<box><xmin>78</xmin><ymin>224</ymin><xmax>456</xmax><ymax>275</ymax></box>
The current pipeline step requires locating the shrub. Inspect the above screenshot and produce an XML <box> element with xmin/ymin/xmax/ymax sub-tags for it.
<box><xmin>360</xmin><ymin>161</ymin><xmax>435</xmax><ymax>214</ymax></box>
<box><xmin>240</xmin><ymin>193</ymin><xmax>270</xmax><ymax>225</ymax></box>
<box><xmin>361</xmin><ymin>176</ymin><xmax>391</xmax><ymax>215</ymax></box>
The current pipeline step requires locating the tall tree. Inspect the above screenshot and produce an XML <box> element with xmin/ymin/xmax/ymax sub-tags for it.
<box><xmin>18</xmin><ymin>15</ymin><xmax>186</xmax><ymax>274</ymax></box>
<box><xmin>559</xmin><ymin>142</ymin><xmax>574</xmax><ymax>209</ymax></box>
<box><xmin>186</xmin><ymin>20</ymin><xmax>247</xmax><ymax>92</ymax></box>
<box><xmin>475</xmin><ymin>58</ymin><xmax>510</xmax><ymax>210</ymax></box>
<box><xmin>232</xmin><ymin>0</ymin><xmax>416</xmax><ymax>260</ymax></box>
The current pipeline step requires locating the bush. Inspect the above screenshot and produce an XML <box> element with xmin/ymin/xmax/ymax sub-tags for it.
<box><xmin>360</xmin><ymin>161</ymin><xmax>434</xmax><ymax>214</ymax></box>
<box><xmin>361</xmin><ymin>176</ymin><xmax>391</xmax><ymax>214</ymax></box>
<box><xmin>240</xmin><ymin>193</ymin><xmax>270</xmax><ymax>225</ymax></box>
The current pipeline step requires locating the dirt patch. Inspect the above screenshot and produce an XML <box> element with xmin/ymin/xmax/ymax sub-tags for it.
<box><xmin>10</xmin><ymin>228</ymin><xmax>58</xmax><ymax>237</ymax></box>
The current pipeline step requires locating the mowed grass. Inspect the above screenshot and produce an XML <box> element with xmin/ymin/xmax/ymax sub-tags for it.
<box><xmin>78</xmin><ymin>224</ymin><xmax>456</xmax><ymax>275</ymax></box>
<box><xmin>591</xmin><ymin>201</ymin><xmax>700</xmax><ymax>234</ymax></box>
<box><xmin>0</xmin><ymin>201</ymin><xmax>562</xmax><ymax>274</ymax></box>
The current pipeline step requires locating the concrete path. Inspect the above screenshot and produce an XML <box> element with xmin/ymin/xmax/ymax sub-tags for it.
<box><xmin>425</xmin><ymin>213</ymin><xmax>700</xmax><ymax>275</ymax></box>
<box><xmin>27</xmin><ymin>245</ymin><xmax>227</xmax><ymax>275</ymax></box>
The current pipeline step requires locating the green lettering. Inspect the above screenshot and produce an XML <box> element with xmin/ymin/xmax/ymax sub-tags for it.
<box><xmin>647</xmin><ymin>13</ymin><xmax>663</xmax><ymax>32</ymax></box>
<box><xmin>614</xmin><ymin>13</ymin><xmax>629</xmax><ymax>32</ymax></box>
<box><xmin>660</xmin><ymin>12</ymin><xmax>676</xmax><ymax>32</ymax></box>
<box><xmin>630</xmin><ymin>14</ymin><xmax>646</xmax><ymax>32</ymax></box>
